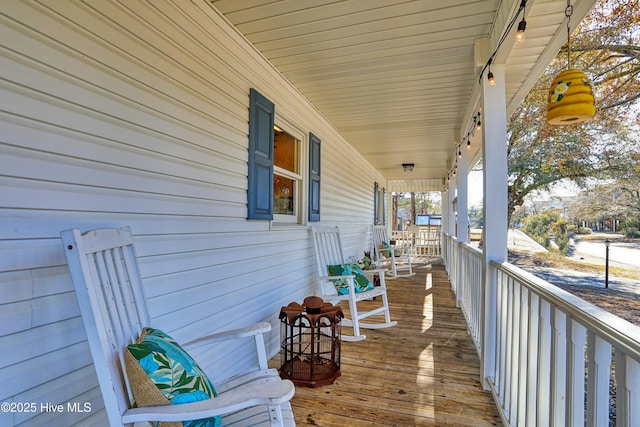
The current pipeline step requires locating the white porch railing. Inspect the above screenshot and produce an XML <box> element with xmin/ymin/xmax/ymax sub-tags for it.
<box><xmin>443</xmin><ymin>233</ymin><xmax>640</xmax><ymax>427</ymax></box>
<box><xmin>391</xmin><ymin>226</ymin><xmax>441</xmax><ymax>257</ymax></box>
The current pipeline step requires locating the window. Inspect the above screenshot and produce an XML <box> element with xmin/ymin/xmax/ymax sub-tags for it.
<box><xmin>247</xmin><ymin>88</ymin><xmax>321</xmax><ymax>224</ymax></box>
<box><xmin>274</xmin><ymin>127</ymin><xmax>301</xmax><ymax>222</ymax></box>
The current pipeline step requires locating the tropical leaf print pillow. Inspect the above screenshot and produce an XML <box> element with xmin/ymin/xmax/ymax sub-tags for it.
<box><xmin>380</xmin><ymin>241</ymin><xmax>392</xmax><ymax>258</ymax></box>
<box><xmin>127</xmin><ymin>327</ymin><xmax>221</xmax><ymax>427</ymax></box>
<box><xmin>326</xmin><ymin>263</ymin><xmax>375</xmax><ymax>295</ymax></box>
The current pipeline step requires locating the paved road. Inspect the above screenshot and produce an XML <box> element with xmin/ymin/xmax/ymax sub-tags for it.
<box><xmin>569</xmin><ymin>239</ymin><xmax>640</xmax><ymax>270</ymax></box>
<box><xmin>523</xmin><ymin>265</ymin><xmax>640</xmax><ymax>296</ymax></box>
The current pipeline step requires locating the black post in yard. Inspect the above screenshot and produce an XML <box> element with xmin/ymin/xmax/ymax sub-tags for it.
<box><xmin>604</xmin><ymin>239</ymin><xmax>610</xmax><ymax>289</ymax></box>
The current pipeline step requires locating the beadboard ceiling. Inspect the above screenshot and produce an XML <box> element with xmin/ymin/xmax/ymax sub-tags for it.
<box><xmin>211</xmin><ymin>0</ymin><xmax>596</xmax><ymax>190</ymax></box>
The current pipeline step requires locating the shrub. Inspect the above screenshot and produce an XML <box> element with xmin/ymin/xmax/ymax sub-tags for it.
<box><xmin>574</xmin><ymin>227</ymin><xmax>592</xmax><ymax>235</ymax></box>
<box><xmin>622</xmin><ymin>227</ymin><xmax>640</xmax><ymax>238</ymax></box>
<box><xmin>521</xmin><ymin>211</ymin><xmax>572</xmax><ymax>255</ymax></box>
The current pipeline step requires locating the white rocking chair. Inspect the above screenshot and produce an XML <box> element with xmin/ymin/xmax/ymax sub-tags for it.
<box><xmin>61</xmin><ymin>227</ymin><xmax>295</xmax><ymax>427</ymax></box>
<box><xmin>310</xmin><ymin>226</ymin><xmax>397</xmax><ymax>342</ymax></box>
<box><xmin>371</xmin><ymin>225</ymin><xmax>416</xmax><ymax>279</ymax></box>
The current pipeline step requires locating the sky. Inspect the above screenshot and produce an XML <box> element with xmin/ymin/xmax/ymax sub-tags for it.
<box><xmin>466</xmin><ymin>170</ymin><xmax>580</xmax><ymax>208</ymax></box>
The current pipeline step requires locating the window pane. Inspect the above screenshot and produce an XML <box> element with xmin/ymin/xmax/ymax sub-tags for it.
<box><xmin>274</xmin><ymin>174</ymin><xmax>295</xmax><ymax>215</ymax></box>
<box><xmin>274</xmin><ymin>128</ymin><xmax>298</xmax><ymax>173</ymax></box>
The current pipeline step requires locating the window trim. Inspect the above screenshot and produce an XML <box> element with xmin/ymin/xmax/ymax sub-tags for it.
<box><xmin>272</xmin><ymin>118</ymin><xmax>307</xmax><ymax>225</ymax></box>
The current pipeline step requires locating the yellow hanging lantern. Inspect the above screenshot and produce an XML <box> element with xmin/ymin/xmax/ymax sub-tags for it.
<box><xmin>546</xmin><ymin>1</ymin><xmax>595</xmax><ymax>125</ymax></box>
<box><xmin>546</xmin><ymin>69</ymin><xmax>595</xmax><ymax>125</ymax></box>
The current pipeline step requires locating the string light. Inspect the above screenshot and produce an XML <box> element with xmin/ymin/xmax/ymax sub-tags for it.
<box><xmin>478</xmin><ymin>0</ymin><xmax>528</xmax><ymax>87</ymax></box>
<box><xmin>515</xmin><ymin>0</ymin><xmax>527</xmax><ymax>43</ymax></box>
<box><xmin>486</xmin><ymin>59</ymin><xmax>496</xmax><ymax>86</ymax></box>
<box><xmin>487</xmin><ymin>70</ymin><xmax>496</xmax><ymax>86</ymax></box>
<box><xmin>460</xmin><ymin>111</ymin><xmax>481</xmax><ymax>151</ymax></box>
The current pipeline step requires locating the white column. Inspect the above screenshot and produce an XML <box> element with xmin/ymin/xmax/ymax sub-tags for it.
<box><xmin>449</xmin><ymin>172</ymin><xmax>457</xmax><ymax>236</ymax></box>
<box><xmin>481</xmin><ymin>63</ymin><xmax>509</xmax><ymax>389</ymax></box>
<box><xmin>456</xmin><ymin>145</ymin><xmax>469</xmax><ymax>303</ymax></box>
<box><xmin>457</xmin><ymin>148</ymin><xmax>469</xmax><ymax>243</ymax></box>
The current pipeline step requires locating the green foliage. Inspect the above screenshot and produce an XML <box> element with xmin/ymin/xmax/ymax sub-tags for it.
<box><xmin>506</xmin><ymin>0</ymin><xmax>640</xmax><ymax>224</ymax></box>
<box><xmin>622</xmin><ymin>228</ymin><xmax>640</xmax><ymax>238</ymax></box>
<box><xmin>621</xmin><ymin>217</ymin><xmax>640</xmax><ymax>230</ymax></box>
<box><xmin>468</xmin><ymin>205</ymin><xmax>483</xmax><ymax>228</ymax></box>
<box><xmin>573</xmin><ymin>227</ymin><xmax>593</xmax><ymax>235</ymax></box>
<box><xmin>521</xmin><ymin>211</ymin><xmax>572</xmax><ymax>254</ymax></box>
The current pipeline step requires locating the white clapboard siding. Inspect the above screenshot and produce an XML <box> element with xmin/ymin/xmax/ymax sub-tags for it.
<box><xmin>0</xmin><ymin>1</ymin><xmax>386</xmax><ymax>425</ymax></box>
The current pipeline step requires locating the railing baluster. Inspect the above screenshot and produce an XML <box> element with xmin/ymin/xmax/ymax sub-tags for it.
<box><xmin>568</xmin><ymin>320</ymin><xmax>587</xmax><ymax>427</ymax></box>
<box><xmin>538</xmin><ymin>299</ymin><xmax>552</xmax><ymax>425</ymax></box>
<box><xmin>516</xmin><ymin>286</ymin><xmax>529</xmax><ymax>427</ymax></box>
<box><xmin>551</xmin><ymin>308</ymin><xmax>567</xmax><ymax>427</ymax></box>
<box><xmin>526</xmin><ymin>292</ymin><xmax>539</xmax><ymax>426</ymax></box>
<box><xmin>586</xmin><ymin>333</ymin><xmax>612</xmax><ymax>427</ymax></box>
<box><xmin>615</xmin><ymin>350</ymin><xmax>640</xmax><ymax>426</ymax></box>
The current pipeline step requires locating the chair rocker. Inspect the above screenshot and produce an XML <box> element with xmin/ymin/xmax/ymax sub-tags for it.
<box><xmin>310</xmin><ymin>226</ymin><xmax>397</xmax><ymax>342</ymax></box>
<box><xmin>371</xmin><ymin>225</ymin><xmax>416</xmax><ymax>279</ymax></box>
<box><xmin>61</xmin><ymin>227</ymin><xmax>295</xmax><ymax>427</ymax></box>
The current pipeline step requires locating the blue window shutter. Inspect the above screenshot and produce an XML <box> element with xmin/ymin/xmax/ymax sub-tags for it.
<box><xmin>247</xmin><ymin>89</ymin><xmax>274</xmax><ymax>220</ymax></box>
<box><xmin>374</xmin><ymin>182</ymin><xmax>379</xmax><ymax>225</ymax></box>
<box><xmin>308</xmin><ymin>132</ymin><xmax>321</xmax><ymax>222</ymax></box>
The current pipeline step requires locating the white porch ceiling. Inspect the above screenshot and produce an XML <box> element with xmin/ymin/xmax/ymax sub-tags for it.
<box><xmin>211</xmin><ymin>0</ymin><xmax>596</xmax><ymax>191</ymax></box>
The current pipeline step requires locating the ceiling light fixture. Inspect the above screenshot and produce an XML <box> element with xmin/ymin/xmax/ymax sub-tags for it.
<box><xmin>402</xmin><ymin>163</ymin><xmax>415</xmax><ymax>172</ymax></box>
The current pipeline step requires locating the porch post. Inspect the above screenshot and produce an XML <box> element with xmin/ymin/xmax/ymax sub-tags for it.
<box><xmin>481</xmin><ymin>63</ymin><xmax>508</xmax><ymax>389</ymax></box>
<box><xmin>448</xmin><ymin>175</ymin><xmax>457</xmax><ymax>237</ymax></box>
<box><xmin>456</xmin><ymin>146</ymin><xmax>469</xmax><ymax>303</ymax></box>
<box><xmin>441</xmin><ymin>186</ymin><xmax>448</xmax><ymax>264</ymax></box>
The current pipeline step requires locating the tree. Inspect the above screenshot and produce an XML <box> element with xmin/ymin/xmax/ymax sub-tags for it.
<box><xmin>506</xmin><ymin>0</ymin><xmax>640</xmax><ymax>225</ymax></box>
<box><xmin>468</xmin><ymin>205</ymin><xmax>484</xmax><ymax>228</ymax></box>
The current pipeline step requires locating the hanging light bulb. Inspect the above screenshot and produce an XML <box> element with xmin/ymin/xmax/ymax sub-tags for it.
<box><xmin>476</xmin><ymin>120</ymin><xmax>481</xmax><ymax>131</ymax></box>
<box><xmin>458</xmin><ymin>146</ymin><xmax>462</xmax><ymax>158</ymax></box>
<box><xmin>546</xmin><ymin>0</ymin><xmax>595</xmax><ymax>125</ymax></box>
<box><xmin>467</xmin><ymin>139</ymin><xmax>471</xmax><ymax>150</ymax></box>
<box><xmin>487</xmin><ymin>72</ymin><xmax>496</xmax><ymax>86</ymax></box>
<box><xmin>515</xmin><ymin>1</ymin><xmax>527</xmax><ymax>43</ymax></box>
<box><xmin>515</xmin><ymin>18</ymin><xmax>527</xmax><ymax>43</ymax></box>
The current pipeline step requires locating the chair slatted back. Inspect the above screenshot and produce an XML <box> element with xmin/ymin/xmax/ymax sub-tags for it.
<box><xmin>371</xmin><ymin>225</ymin><xmax>390</xmax><ymax>259</ymax></box>
<box><xmin>61</xmin><ymin>227</ymin><xmax>149</xmax><ymax>425</ymax></box>
<box><xmin>310</xmin><ymin>227</ymin><xmax>348</xmax><ymax>295</ymax></box>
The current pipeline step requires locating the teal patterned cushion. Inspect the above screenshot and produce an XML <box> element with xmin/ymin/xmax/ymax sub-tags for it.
<box><xmin>380</xmin><ymin>241</ymin><xmax>392</xmax><ymax>257</ymax></box>
<box><xmin>127</xmin><ymin>328</ymin><xmax>221</xmax><ymax>427</ymax></box>
<box><xmin>326</xmin><ymin>263</ymin><xmax>375</xmax><ymax>295</ymax></box>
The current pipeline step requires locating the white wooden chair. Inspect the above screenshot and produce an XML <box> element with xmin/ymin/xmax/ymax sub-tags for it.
<box><xmin>310</xmin><ymin>226</ymin><xmax>397</xmax><ymax>342</ymax></box>
<box><xmin>61</xmin><ymin>227</ymin><xmax>295</xmax><ymax>427</ymax></box>
<box><xmin>371</xmin><ymin>225</ymin><xmax>416</xmax><ymax>278</ymax></box>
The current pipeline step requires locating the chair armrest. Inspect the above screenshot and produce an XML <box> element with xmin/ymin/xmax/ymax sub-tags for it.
<box><xmin>182</xmin><ymin>322</ymin><xmax>271</xmax><ymax>349</ymax></box>
<box><xmin>362</xmin><ymin>268</ymin><xmax>387</xmax><ymax>275</ymax></box>
<box><xmin>319</xmin><ymin>274</ymin><xmax>356</xmax><ymax>281</ymax></box>
<box><xmin>122</xmin><ymin>378</ymin><xmax>295</xmax><ymax>424</ymax></box>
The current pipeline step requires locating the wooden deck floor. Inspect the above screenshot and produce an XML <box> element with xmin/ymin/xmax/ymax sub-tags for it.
<box><xmin>271</xmin><ymin>263</ymin><xmax>501</xmax><ymax>426</ymax></box>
